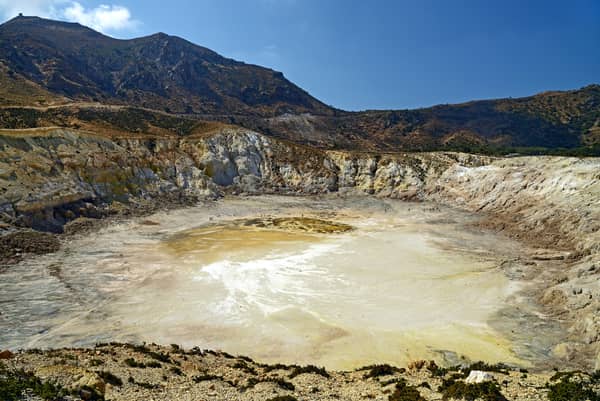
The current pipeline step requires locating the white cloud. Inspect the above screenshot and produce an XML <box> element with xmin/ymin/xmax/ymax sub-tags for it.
<box><xmin>0</xmin><ymin>0</ymin><xmax>138</xmax><ymax>34</ymax></box>
<box><xmin>62</xmin><ymin>2</ymin><xmax>136</xmax><ymax>33</ymax></box>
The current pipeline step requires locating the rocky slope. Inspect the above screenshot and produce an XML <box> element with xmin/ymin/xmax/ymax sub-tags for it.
<box><xmin>1</xmin><ymin>127</ymin><xmax>597</xmax><ymax>247</ymax></box>
<box><xmin>0</xmin><ymin>16</ymin><xmax>332</xmax><ymax>116</ymax></box>
<box><xmin>3</xmin><ymin>344</ymin><xmax>599</xmax><ymax>401</ymax></box>
<box><xmin>256</xmin><ymin>84</ymin><xmax>600</xmax><ymax>152</ymax></box>
<box><xmin>0</xmin><ymin>127</ymin><xmax>486</xmax><ymax>233</ymax></box>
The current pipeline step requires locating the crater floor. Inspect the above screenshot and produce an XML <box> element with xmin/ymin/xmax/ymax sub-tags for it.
<box><xmin>1</xmin><ymin>195</ymin><xmax>552</xmax><ymax>369</ymax></box>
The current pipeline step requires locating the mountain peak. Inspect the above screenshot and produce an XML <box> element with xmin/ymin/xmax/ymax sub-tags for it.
<box><xmin>2</xmin><ymin>14</ymin><xmax>88</xmax><ymax>30</ymax></box>
<box><xmin>0</xmin><ymin>16</ymin><xmax>332</xmax><ymax>116</ymax></box>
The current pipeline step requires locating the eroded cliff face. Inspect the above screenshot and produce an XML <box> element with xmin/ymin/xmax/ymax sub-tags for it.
<box><xmin>0</xmin><ymin>128</ymin><xmax>488</xmax><ymax>232</ymax></box>
<box><xmin>428</xmin><ymin>157</ymin><xmax>600</xmax><ymax>369</ymax></box>
<box><xmin>1</xmin><ymin>128</ymin><xmax>597</xmax><ymax>251</ymax></box>
<box><xmin>1</xmin><ymin>127</ymin><xmax>599</xmax><ymax>368</ymax></box>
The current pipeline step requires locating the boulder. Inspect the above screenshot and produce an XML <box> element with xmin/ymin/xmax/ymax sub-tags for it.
<box><xmin>0</xmin><ymin>350</ymin><xmax>14</xmax><ymax>359</ymax></box>
<box><xmin>465</xmin><ymin>370</ymin><xmax>494</xmax><ymax>384</ymax></box>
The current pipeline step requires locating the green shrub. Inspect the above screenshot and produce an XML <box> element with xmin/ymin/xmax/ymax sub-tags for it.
<box><xmin>389</xmin><ymin>379</ymin><xmax>425</xmax><ymax>401</ymax></box>
<box><xmin>464</xmin><ymin>362</ymin><xmax>510</xmax><ymax>375</ymax></box>
<box><xmin>547</xmin><ymin>379</ymin><xmax>599</xmax><ymax>401</ymax></box>
<box><xmin>427</xmin><ymin>362</ymin><xmax>460</xmax><ymax>377</ymax></box>
<box><xmin>266</xmin><ymin>396</ymin><xmax>297</xmax><ymax>401</ymax></box>
<box><xmin>193</xmin><ymin>374</ymin><xmax>222</xmax><ymax>383</ymax></box>
<box><xmin>381</xmin><ymin>377</ymin><xmax>405</xmax><ymax>387</ymax></box>
<box><xmin>192</xmin><ymin>374</ymin><xmax>235</xmax><ymax>387</ymax></box>
<box><xmin>125</xmin><ymin>344</ymin><xmax>171</xmax><ymax>363</ymax></box>
<box><xmin>273</xmin><ymin>378</ymin><xmax>295</xmax><ymax>391</ymax></box>
<box><xmin>242</xmin><ymin>376</ymin><xmax>295</xmax><ymax>391</ymax></box>
<box><xmin>136</xmin><ymin>381</ymin><xmax>158</xmax><ymax>390</ymax></box>
<box><xmin>77</xmin><ymin>385</ymin><xmax>104</xmax><ymax>400</ymax></box>
<box><xmin>128</xmin><ymin>377</ymin><xmax>159</xmax><ymax>390</ymax></box>
<box><xmin>262</xmin><ymin>363</ymin><xmax>290</xmax><ymax>373</ymax></box>
<box><xmin>547</xmin><ymin>372</ymin><xmax>600</xmax><ymax>401</ymax></box>
<box><xmin>441</xmin><ymin>381</ymin><xmax>507</xmax><ymax>401</ymax></box>
<box><xmin>289</xmin><ymin>365</ymin><xmax>329</xmax><ymax>379</ymax></box>
<box><xmin>363</xmin><ymin>364</ymin><xmax>398</xmax><ymax>379</ymax></box>
<box><xmin>147</xmin><ymin>351</ymin><xmax>171</xmax><ymax>363</ymax></box>
<box><xmin>238</xmin><ymin>355</ymin><xmax>254</xmax><ymax>363</ymax></box>
<box><xmin>169</xmin><ymin>366</ymin><xmax>183</xmax><ymax>376</ymax></box>
<box><xmin>124</xmin><ymin>358</ymin><xmax>146</xmax><ymax>368</ymax></box>
<box><xmin>0</xmin><ymin>367</ymin><xmax>65</xmax><ymax>401</ymax></box>
<box><xmin>98</xmin><ymin>370</ymin><xmax>123</xmax><ymax>386</ymax></box>
<box><xmin>146</xmin><ymin>361</ymin><xmax>162</xmax><ymax>368</ymax></box>
<box><xmin>233</xmin><ymin>361</ymin><xmax>257</xmax><ymax>375</ymax></box>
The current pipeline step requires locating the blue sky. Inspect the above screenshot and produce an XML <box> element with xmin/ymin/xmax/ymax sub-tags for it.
<box><xmin>1</xmin><ymin>0</ymin><xmax>599</xmax><ymax>110</ymax></box>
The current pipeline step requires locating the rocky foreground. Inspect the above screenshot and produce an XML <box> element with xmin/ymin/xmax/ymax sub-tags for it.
<box><xmin>1</xmin><ymin>343</ymin><xmax>599</xmax><ymax>401</ymax></box>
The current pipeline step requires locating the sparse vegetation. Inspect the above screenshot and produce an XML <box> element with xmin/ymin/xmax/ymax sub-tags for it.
<box><xmin>262</xmin><ymin>363</ymin><xmax>291</xmax><ymax>373</ymax></box>
<box><xmin>388</xmin><ymin>378</ymin><xmax>425</xmax><ymax>401</ymax></box>
<box><xmin>238</xmin><ymin>355</ymin><xmax>254</xmax><ymax>363</ymax></box>
<box><xmin>146</xmin><ymin>361</ymin><xmax>162</xmax><ymax>368</ymax></box>
<box><xmin>233</xmin><ymin>361</ymin><xmax>258</xmax><ymax>375</ymax></box>
<box><xmin>439</xmin><ymin>379</ymin><xmax>507</xmax><ymax>401</ymax></box>
<box><xmin>362</xmin><ymin>364</ymin><xmax>399</xmax><ymax>379</ymax></box>
<box><xmin>147</xmin><ymin>351</ymin><xmax>171</xmax><ymax>363</ymax></box>
<box><xmin>124</xmin><ymin>358</ymin><xmax>146</xmax><ymax>368</ymax></box>
<box><xmin>169</xmin><ymin>366</ymin><xmax>183</xmax><ymax>376</ymax></box>
<box><xmin>423</xmin><ymin>361</ymin><xmax>456</xmax><ymax>377</ymax></box>
<box><xmin>289</xmin><ymin>365</ymin><xmax>330</xmax><ymax>379</ymax></box>
<box><xmin>3</xmin><ymin>347</ymin><xmax>600</xmax><ymax>400</ymax></box>
<box><xmin>192</xmin><ymin>374</ymin><xmax>236</xmax><ymax>387</ymax></box>
<box><xmin>193</xmin><ymin>374</ymin><xmax>222</xmax><ymax>383</ymax></box>
<box><xmin>97</xmin><ymin>370</ymin><xmax>123</xmax><ymax>386</ymax></box>
<box><xmin>266</xmin><ymin>396</ymin><xmax>298</xmax><ymax>401</ymax></box>
<box><xmin>546</xmin><ymin>371</ymin><xmax>600</xmax><ymax>401</ymax></box>
<box><xmin>220</xmin><ymin>351</ymin><xmax>236</xmax><ymax>359</ymax></box>
<box><xmin>0</xmin><ymin>364</ymin><xmax>66</xmax><ymax>401</ymax></box>
<box><xmin>463</xmin><ymin>361</ymin><xmax>511</xmax><ymax>376</ymax></box>
<box><xmin>243</xmin><ymin>376</ymin><xmax>295</xmax><ymax>391</ymax></box>
<box><xmin>128</xmin><ymin>377</ymin><xmax>159</xmax><ymax>390</ymax></box>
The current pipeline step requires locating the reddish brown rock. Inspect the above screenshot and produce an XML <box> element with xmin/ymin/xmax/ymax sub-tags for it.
<box><xmin>0</xmin><ymin>349</ymin><xmax>14</xmax><ymax>359</ymax></box>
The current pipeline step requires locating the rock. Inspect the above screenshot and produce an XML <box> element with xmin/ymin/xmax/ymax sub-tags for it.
<box><xmin>552</xmin><ymin>343</ymin><xmax>573</xmax><ymax>359</ymax></box>
<box><xmin>140</xmin><ymin>220</ymin><xmax>161</xmax><ymax>226</ymax></box>
<box><xmin>541</xmin><ymin>288</ymin><xmax>568</xmax><ymax>307</ymax></box>
<box><xmin>465</xmin><ymin>370</ymin><xmax>494</xmax><ymax>384</ymax></box>
<box><xmin>0</xmin><ymin>349</ymin><xmax>14</xmax><ymax>359</ymax></box>
<box><xmin>63</xmin><ymin>217</ymin><xmax>101</xmax><ymax>235</ymax></box>
<box><xmin>79</xmin><ymin>388</ymin><xmax>94</xmax><ymax>400</ymax></box>
<box><xmin>73</xmin><ymin>372</ymin><xmax>106</xmax><ymax>397</ymax></box>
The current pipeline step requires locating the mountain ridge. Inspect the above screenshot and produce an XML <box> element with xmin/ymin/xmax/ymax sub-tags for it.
<box><xmin>0</xmin><ymin>15</ymin><xmax>598</xmax><ymax>154</ymax></box>
<box><xmin>0</xmin><ymin>15</ymin><xmax>333</xmax><ymax>116</ymax></box>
